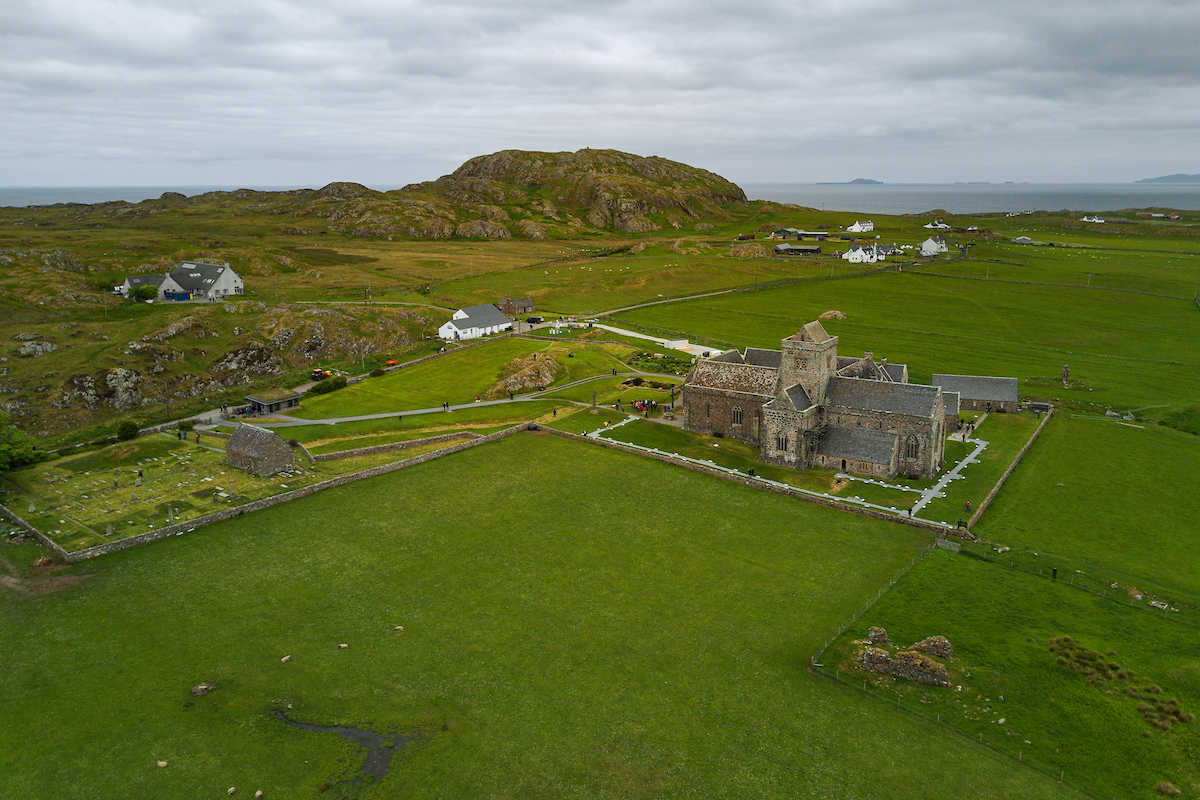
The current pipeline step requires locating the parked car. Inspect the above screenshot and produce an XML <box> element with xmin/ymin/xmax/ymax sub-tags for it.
<box><xmin>526</xmin><ymin>316</ymin><xmax>544</xmax><ymax>324</ymax></box>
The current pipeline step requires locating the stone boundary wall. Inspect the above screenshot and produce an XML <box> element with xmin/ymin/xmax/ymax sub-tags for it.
<box><xmin>968</xmin><ymin>408</ymin><xmax>1053</xmax><ymax>529</ymax></box>
<box><xmin>540</xmin><ymin>427</ymin><xmax>946</xmax><ymax>535</ymax></box>
<box><xmin>2</xmin><ymin>424</ymin><xmax>526</xmax><ymax>563</ymax></box>
<box><xmin>204</xmin><ymin>430</ymin><xmax>233</xmax><ymax>440</ymax></box>
<box><xmin>311</xmin><ymin>431</ymin><xmax>479</xmax><ymax>462</ymax></box>
<box><xmin>0</xmin><ymin>503</ymin><xmax>71</xmax><ymax>561</ymax></box>
<box><xmin>909</xmin><ymin>269</ymin><xmax>1188</xmax><ymax>301</ymax></box>
<box><xmin>862</xmin><ymin>647</ymin><xmax>950</xmax><ymax>686</ymax></box>
<box><xmin>294</xmin><ymin>441</ymin><xmax>316</xmax><ymax>464</ymax></box>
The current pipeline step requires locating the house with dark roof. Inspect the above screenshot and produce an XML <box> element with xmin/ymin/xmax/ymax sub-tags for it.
<box><xmin>681</xmin><ymin>320</ymin><xmax>947</xmax><ymax>479</ymax></box>
<box><xmin>225</xmin><ymin>424</ymin><xmax>294</xmax><ymax>477</ymax></box>
<box><xmin>438</xmin><ymin>304</ymin><xmax>513</xmax><ymax>341</ymax></box>
<box><xmin>931</xmin><ymin>374</ymin><xmax>1019</xmax><ymax>413</ymax></box>
<box><xmin>168</xmin><ymin>261</ymin><xmax>243</xmax><ymax>300</ymax></box>
<box><xmin>497</xmin><ymin>297</ymin><xmax>534</xmax><ymax>316</ymax></box>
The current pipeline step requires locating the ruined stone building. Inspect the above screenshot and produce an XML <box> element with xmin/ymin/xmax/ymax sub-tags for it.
<box><xmin>680</xmin><ymin>320</ymin><xmax>948</xmax><ymax>479</ymax></box>
<box><xmin>225</xmin><ymin>424</ymin><xmax>295</xmax><ymax>477</ymax></box>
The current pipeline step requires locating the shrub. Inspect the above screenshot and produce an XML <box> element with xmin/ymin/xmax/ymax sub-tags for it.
<box><xmin>369</xmin><ymin>368</ymin><xmax>386</xmax><ymax>378</ymax></box>
<box><xmin>288</xmin><ymin>438</ymin><xmax>301</xmax><ymax>448</ymax></box>
<box><xmin>177</xmin><ymin>419</ymin><xmax>194</xmax><ymax>432</ymax></box>
<box><xmin>307</xmin><ymin>376</ymin><xmax>347</xmax><ymax>395</ymax></box>
<box><xmin>116</xmin><ymin>420</ymin><xmax>140</xmax><ymax>440</ymax></box>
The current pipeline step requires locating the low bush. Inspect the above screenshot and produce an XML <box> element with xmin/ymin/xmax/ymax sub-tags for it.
<box><xmin>116</xmin><ymin>420</ymin><xmax>140</xmax><ymax>440</ymax></box>
<box><xmin>177</xmin><ymin>420</ymin><xmax>194</xmax><ymax>432</ymax></box>
<box><xmin>369</xmin><ymin>368</ymin><xmax>386</xmax><ymax>378</ymax></box>
<box><xmin>307</xmin><ymin>376</ymin><xmax>347</xmax><ymax>395</ymax></box>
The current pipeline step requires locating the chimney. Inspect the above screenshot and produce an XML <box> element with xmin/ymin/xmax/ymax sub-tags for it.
<box><xmin>863</xmin><ymin>350</ymin><xmax>873</xmax><ymax>361</ymax></box>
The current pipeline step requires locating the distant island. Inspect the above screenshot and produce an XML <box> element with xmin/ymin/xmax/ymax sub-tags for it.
<box><xmin>816</xmin><ymin>178</ymin><xmax>883</xmax><ymax>185</ymax></box>
<box><xmin>1136</xmin><ymin>173</ymin><xmax>1200</xmax><ymax>183</ymax></box>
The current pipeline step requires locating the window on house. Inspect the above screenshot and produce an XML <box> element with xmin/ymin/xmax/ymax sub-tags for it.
<box><xmin>732</xmin><ymin>406</ymin><xmax>742</xmax><ymax>425</ymax></box>
<box><xmin>906</xmin><ymin>435</ymin><xmax>919</xmax><ymax>459</ymax></box>
<box><xmin>777</xmin><ymin>432</ymin><xmax>788</xmax><ymax>451</ymax></box>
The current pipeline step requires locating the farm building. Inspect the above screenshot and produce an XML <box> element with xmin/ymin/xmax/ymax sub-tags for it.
<box><xmin>680</xmin><ymin>320</ymin><xmax>947</xmax><ymax>480</ymax></box>
<box><xmin>773</xmin><ymin>243</ymin><xmax>821</xmax><ymax>256</ymax></box>
<box><xmin>920</xmin><ymin>237</ymin><xmax>948</xmax><ymax>256</ymax></box>
<box><xmin>931</xmin><ymin>375</ymin><xmax>1019</xmax><ymax>413</ymax></box>
<box><xmin>225</xmin><ymin>424</ymin><xmax>295</xmax><ymax>477</ymax></box>
<box><xmin>438</xmin><ymin>304</ymin><xmax>513</xmax><ymax>341</ymax></box>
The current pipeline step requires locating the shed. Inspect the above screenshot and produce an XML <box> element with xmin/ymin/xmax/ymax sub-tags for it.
<box><xmin>225</xmin><ymin>424</ymin><xmax>295</xmax><ymax>477</ymax></box>
<box><xmin>245</xmin><ymin>388</ymin><xmax>304</xmax><ymax>415</ymax></box>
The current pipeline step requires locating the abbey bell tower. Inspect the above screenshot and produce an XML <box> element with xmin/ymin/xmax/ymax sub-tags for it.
<box><xmin>778</xmin><ymin>320</ymin><xmax>838</xmax><ymax>405</ymax></box>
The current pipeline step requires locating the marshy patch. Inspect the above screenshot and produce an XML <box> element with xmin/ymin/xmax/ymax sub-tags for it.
<box><xmin>271</xmin><ymin>711</ymin><xmax>417</xmax><ymax>794</ymax></box>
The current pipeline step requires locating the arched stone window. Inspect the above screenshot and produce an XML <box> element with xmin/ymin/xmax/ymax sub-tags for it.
<box><xmin>906</xmin><ymin>435</ymin><xmax>919</xmax><ymax>459</ymax></box>
<box><xmin>732</xmin><ymin>406</ymin><xmax>742</xmax><ymax>425</ymax></box>
<box><xmin>777</xmin><ymin>432</ymin><xmax>788</xmax><ymax>452</ymax></box>
<box><xmin>706</xmin><ymin>404</ymin><xmax>711</xmax><ymax>418</ymax></box>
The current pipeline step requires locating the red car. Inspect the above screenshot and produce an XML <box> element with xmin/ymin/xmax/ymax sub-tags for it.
<box><xmin>384</xmin><ymin>359</ymin><xmax>398</xmax><ymax>366</ymax></box>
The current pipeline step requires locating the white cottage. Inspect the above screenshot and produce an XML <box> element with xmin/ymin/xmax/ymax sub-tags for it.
<box><xmin>168</xmin><ymin>262</ymin><xmax>243</xmax><ymax>300</ymax></box>
<box><xmin>439</xmin><ymin>304</ymin><xmax>513</xmax><ymax>341</ymax></box>
<box><xmin>842</xmin><ymin>244</ymin><xmax>879</xmax><ymax>264</ymax></box>
<box><xmin>920</xmin><ymin>236</ymin><xmax>948</xmax><ymax>256</ymax></box>
<box><xmin>923</xmin><ymin>220</ymin><xmax>950</xmax><ymax>229</ymax></box>
<box><xmin>846</xmin><ymin>220</ymin><xmax>874</xmax><ymax>233</ymax></box>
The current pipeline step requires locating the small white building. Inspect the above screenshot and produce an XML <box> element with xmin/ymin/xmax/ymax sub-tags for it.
<box><xmin>920</xmin><ymin>236</ymin><xmax>948</xmax><ymax>256</ymax></box>
<box><xmin>1012</xmin><ymin>236</ymin><xmax>1034</xmax><ymax>245</ymax></box>
<box><xmin>842</xmin><ymin>244</ymin><xmax>879</xmax><ymax>264</ymax></box>
<box><xmin>923</xmin><ymin>220</ymin><xmax>950</xmax><ymax>229</ymax></box>
<box><xmin>1080</xmin><ymin>215</ymin><xmax>1105</xmax><ymax>223</ymax></box>
<box><xmin>439</xmin><ymin>303</ymin><xmax>513</xmax><ymax>341</ymax></box>
<box><xmin>846</xmin><ymin>220</ymin><xmax>874</xmax><ymax>233</ymax></box>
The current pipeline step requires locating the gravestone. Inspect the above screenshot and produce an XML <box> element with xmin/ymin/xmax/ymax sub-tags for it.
<box><xmin>1061</xmin><ymin>363</ymin><xmax>1070</xmax><ymax>388</ymax></box>
<box><xmin>28</xmin><ymin>500</ymin><xmax>35</xmax><ymax>514</ymax></box>
<box><xmin>130</xmin><ymin>492</ymin><xmax>137</xmax><ymax>501</ymax></box>
<box><xmin>168</xmin><ymin>507</ymin><xmax>174</xmax><ymax>524</ymax></box>
<box><xmin>135</xmin><ymin>476</ymin><xmax>142</xmax><ymax>487</ymax></box>
<box><xmin>106</xmin><ymin>524</ymin><xmax>114</xmax><ymax>536</ymax></box>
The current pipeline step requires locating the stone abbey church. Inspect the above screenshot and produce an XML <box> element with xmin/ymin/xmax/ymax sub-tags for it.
<box><xmin>681</xmin><ymin>320</ymin><xmax>954</xmax><ymax>479</ymax></box>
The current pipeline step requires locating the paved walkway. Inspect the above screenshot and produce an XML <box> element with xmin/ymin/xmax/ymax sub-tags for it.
<box><xmin>592</xmin><ymin>323</ymin><xmax>715</xmax><ymax>356</ymax></box>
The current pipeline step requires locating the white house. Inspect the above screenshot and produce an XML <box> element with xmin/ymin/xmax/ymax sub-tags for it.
<box><xmin>1080</xmin><ymin>215</ymin><xmax>1105</xmax><ymax>223</ymax></box>
<box><xmin>1012</xmin><ymin>236</ymin><xmax>1033</xmax><ymax>245</ymax></box>
<box><xmin>439</xmin><ymin>303</ymin><xmax>513</xmax><ymax>341</ymax></box>
<box><xmin>842</xmin><ymin>244</ymin><xmax>879</xmax><ymax>264</ymax></box>
<box><xmin>923</xmin><ymin>220</ymin><xmax>950</xmax><ymax>229</ymax></box>
<box><xmin>920</xmin><ymin>236</ymin><xmax>948</xmax><ymax>256</ymax></box>
<box><xmin>846</xmin><ymin>220</ymin><xmax>874</xmax><ymax>233</ymax></box>
<box><xmin>120</xmin><ymin>261</ymin><xmax>243</xmax><ymax>301</ymax></box>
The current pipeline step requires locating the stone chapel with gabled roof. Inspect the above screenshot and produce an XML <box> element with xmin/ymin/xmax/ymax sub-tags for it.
<box><xmin>680</xmin><ymin>320</ymin><xmax>947</xmax><ymax>479</ymax></box>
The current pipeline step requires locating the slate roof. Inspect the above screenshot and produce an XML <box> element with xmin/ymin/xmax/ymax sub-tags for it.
<box><xmin>943</xmin><ymin>391</ymin><xmax>960</xmax><ymax>416</ymax></box>
<box><xmin>786</xmin><ymin>383</ymin><xmax>813</xmax><ymax>410</ymax></box>
<box><xmin>882</xmin><ymin>363</ymin><xmax>908</xmax><ymax>383</ymax></box>
<box><xmin>226</xmin><ymin>424</ymin><xmax>287</xmax><ymax>458</ymax></box>
<box><xmin>686</xmin><ymin>361</ymin><xmax>778</xmax><ymax>396</ymax></box>
<box><xmin>710</xmin><ymin>349</ymin><xmax>745</xmax><ymax>364</ymax></box>
<box><xmin>744</xmin><ymin>348</ymin><xmax>782</xmax><ymax>368</ymax></box>
<box><xmin>446</xmin><ymin>303</ymin><xmax>512</xmax><ymax>330</ymax></box>
<box><xmin>126</xmin><ymin>274</ymin><xmax>166</xmax><ymax>287</ymax></box>
<box><xmin>825</xmin><ymin>376</ymin><xmax>941</xmax><ymax>417</ymax></box>
<box><xmin>170</xmin><ymin>262</ymin><xmax>230</xmax><ymax>291</ymax></box>
<box><xmin>931</xmin><ymin>374</ymin><xmax>1019</xmax><ymax>403</ymax></box>
<box><xmin>817</xmin><ymin>426</ymin><xmax>898</xmax><ymax>465</ymax></box>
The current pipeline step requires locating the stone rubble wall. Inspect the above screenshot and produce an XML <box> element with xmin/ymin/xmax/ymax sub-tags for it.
<box><xmin>1</xmin><ymin>424</ymin><xmax>526</xmax><ymax>563</ymax></box>
<box><xmin>862</xmin><ymin>647</ymin><xmax>950</xmax><ymax>686</ymax></box>
<box><xmin>868</xmin><ymin>626</ymin><xmax>891</xmax><ymax>645</ymax></box>
<box><xmin>311</xmin><ymin>431</ymin><xmax>479</xmax><ymax>462</ymax></box>
<box><xmin>540</xmin><ymin>427</ymin><xmax>947</xmax><ymax>535</ymax></box>
<box><xmin>910</xmin><ymin>635</ymin><xmax>953</xmax><ymax>659</ymax></box>
<box><xmin>968</xmin><ymin>407</ymin><xmax>1052</xmax><ymax>529</ymax></box>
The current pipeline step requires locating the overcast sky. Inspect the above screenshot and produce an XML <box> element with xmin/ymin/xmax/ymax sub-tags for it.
<box><xmin>2</xmin><ymin>0</ymin><xmax>1198</xmax><ymax>187</ymax></box>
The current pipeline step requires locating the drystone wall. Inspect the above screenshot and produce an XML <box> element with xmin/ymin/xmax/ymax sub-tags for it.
<box><xmin>968</xmin><ymin>408</ymin><xmax>1052</xmax><ymax>528</ymax></box>
<box><xmin>2</xmin><ymin>424</ymin><xmax>525</xmax><ymax>563</ymax></box>
<box><xmin>540</xmin><ymin>427</ymin><xmax>946</xmax><ymax>535</ymax></box>
<box><xmin>862</xmin><ymin>647</ymin><xmax>950</xmax><ymax>686</ymax></box>
<box><xmin>910</xmin><ymin>635</ymin><xmax>953</xmax><ymax>659</ymax></box>
<box><xmin>312</xmin><ymin>431</ymin><xmax>478</xmax><ymax>462</ymax></box>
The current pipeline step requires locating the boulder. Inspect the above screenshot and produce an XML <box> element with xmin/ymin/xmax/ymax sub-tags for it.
<box><xmin>190</xmin><ymin>682</ymin><xmax>217</xmax><ymax>696</ymax></box>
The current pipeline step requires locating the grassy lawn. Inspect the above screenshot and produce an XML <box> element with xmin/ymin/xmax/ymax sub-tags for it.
<box><xmin>822</xmin><ymin>547</ymin><xmax>1200</xmax><ymax>800</ymax></box>
<box><xmin>974</xmin><ymin>414</ymin><xmax>1200</xmax><ymax>602</ymax></box>
<box><xmin>0</xmin><ymin>433</ymin><xmax>1077</xmax><ymax>799</ymax></box>
<box><xmin>293</xmin><ymin>338</ymin><xmax>624</xmax><ymax>419</ymax></box>
<box><xmin>540</xmin><ymin>375</ymin><xmax>679</xmax><ymax>406</ymax></box>
<box><xmin>611</xmin><ymin>270</ymin><xmax>1200</xmax><ymax>417</ymax></box>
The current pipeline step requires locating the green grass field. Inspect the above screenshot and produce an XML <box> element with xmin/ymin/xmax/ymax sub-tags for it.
<box><xmin>293</xmin><ymin>338</ymin><xmax>625</xmax><ymax>419</ymax></box>
<box><xmin>822</xmin><ymin>547</ymin><xmax>1200</xmax><ymax>800</ymax></box>
<box><xmin>974</xmin><ymin>414</ymin><xmax>1200</xmax><ymax>602</ymax></box>
<box><xmin>0</xmin><ymin>433</ymin><xmax>1081</xmax><ymax>799</ymax></box>
<box><xmin>611</xmin><ymin>270</ymin><xmax>1200</xmax><ymax>417</ymax></box>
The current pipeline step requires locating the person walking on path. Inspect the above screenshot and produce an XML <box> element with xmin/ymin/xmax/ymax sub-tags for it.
<box><xmin>195</xmin><ymin>433</ymin><xmax>200</xmax><ymax>444</ymax></box>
